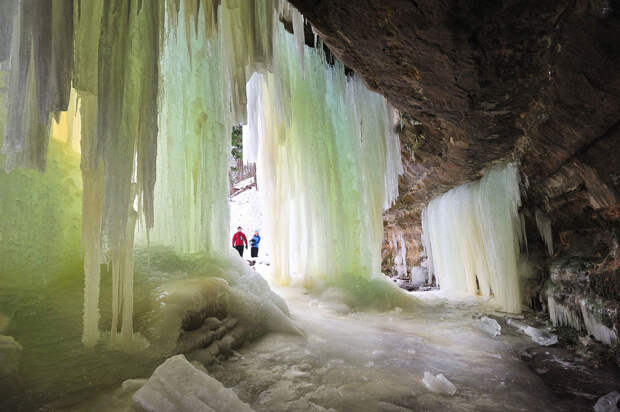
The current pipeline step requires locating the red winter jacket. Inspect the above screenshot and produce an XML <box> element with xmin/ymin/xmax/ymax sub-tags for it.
<box><xmin>232</xmin><ymin>231</ymin><xmax>248</xmax><ymax>247</ymax></box>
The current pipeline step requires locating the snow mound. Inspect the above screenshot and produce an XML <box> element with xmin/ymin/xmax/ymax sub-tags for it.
<box><xmin>422</xmin><ymin>371</ymin><xmax>457</xmax><ymax>395</ymax></box>
<box><xmin>133</xmin><ymin>355</ymin><xmax>254</xmax><ymax>412</ymax></box>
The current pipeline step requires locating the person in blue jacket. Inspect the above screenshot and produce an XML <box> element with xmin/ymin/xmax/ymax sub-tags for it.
<box><xmin>250</xmin><ymin>231</ymin><xmax>261</xmax><ymax>259</ymax></box>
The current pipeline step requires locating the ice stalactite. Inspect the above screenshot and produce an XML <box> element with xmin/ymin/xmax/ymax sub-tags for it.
<box><xmin>2</xmin><ymin>0</ymin><xmax>74</xmax><ymax>172</ymax></box>
<box><xmin>389</xmin><ymin>232</ymin><xmax>408</xmax><ymax>279</ymax></box>
<box><xmin>579</xmin><ymin>299</ymin><xmax>618</xmax><ymax>346</ymax></box>
<box><xmin>535</xmin><ymin>209</ymin><xmax>554</xmax><ymax>256</ymax></box>
<box><xmin>72</xmin><ymin>0</ymin><xmax>163</xmax><ymax>347</ymax></box>
<box><xmin>422</xmin><ymin>163</ymin><xmax>525</xmax><ymax>313</ymax></box>
<box><xmin>548</xmin><ymin>296</ymin><xmax>583</xmax><ymax>331</ymax></box>
<box><xmin>243</xmin><ymin>26</ymin><xmax>403</xmax><ymax>296</ymax></box>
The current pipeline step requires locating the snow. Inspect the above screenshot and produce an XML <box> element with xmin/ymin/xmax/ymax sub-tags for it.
<box><xmin>422</xmin><ymin>372</ymin><xmax>457</xmax><ymax>396</ymax></box>
<box><xmin>133</xmin><ymin>355</ymin><xmax>254</xmax><ymax>412</ymax></box>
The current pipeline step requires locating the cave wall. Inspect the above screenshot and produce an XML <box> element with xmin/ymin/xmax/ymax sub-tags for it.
<box><xmin>290</xmin><ymin>0</ymin><xmax>619</xmax><ymax>339</ymax></box>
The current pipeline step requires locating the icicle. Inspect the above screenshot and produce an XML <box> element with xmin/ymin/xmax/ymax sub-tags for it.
<box><xmin>579</xmin><ymin>299</ymin><xmax>618</xmax><ymax>346</ymax></box>
<box><xmin>73</xmin><ymin>0</ymin><xmax>104</xmax><ymax>94</ymax></box>
<box><xmin>391</xmin><ymin>231</ymin><xmax>408</xmax><ymax>278</ymax></box>
<box><xmin>422</xmin><ymin>163</ymin><xmax>525</xmax><ymax>313</ymax></box>
<box><xmin>0</xmin><ymin>0</ymin><xmax>17</xmax><ymax>64</ymax></box>
<box><xmin>76</xmin><ymin>0</ymin><xmax>161</xmax><ymax>347</ymax></box>
<box><xmin>548</xmin><ymin>296</ymin><xmax>582</xmax><ymax>331</ymax></box>
<box><xmin>535</xmin><ymin>209</ymin><xmax>553</xmax><ymax>256</ymax></box>
<box><xmin>80</xmin><ymin>93</ymin><xmax>104</xmax><ymax>347</ymax></box>
<box><xmin>291</xmin><ymin>6</ymin><xmax>305</xmax><ymax>77</ymax></box>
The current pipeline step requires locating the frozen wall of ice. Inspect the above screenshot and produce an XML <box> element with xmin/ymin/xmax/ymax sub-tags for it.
<box><xmin>421</xmin><ymin>164</ymin><xmax>525</xmax><ymax>313</ymax></box>
<box><xmin>243</xmin><ymin>28</ymin><xmax>403</xmax><ymax>296</ymax></box>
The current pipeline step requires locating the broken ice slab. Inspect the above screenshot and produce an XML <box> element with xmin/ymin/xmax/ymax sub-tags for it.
<box><xmin>594</xmin><ymin>391</ymin><xmax>620</xmax><ymax>412</ymax></box>
<box><xmin>133</xmin><ymin>355</ymin><xmax>254</xmax><ymax>412</ymax></box>
<box><xmin>506</xmin><ymin>318</ymin><xmax>558</xmax><ymax>346</ymax></box>
<box><xmin>422</xmin><ymin>371</ymin><xmax>457</xmax><ymax>396</ymax></box>
<box><xmin>474</xmin><ymin>315</ymin><xmax>501</xmax><ymax>337</ymax></box>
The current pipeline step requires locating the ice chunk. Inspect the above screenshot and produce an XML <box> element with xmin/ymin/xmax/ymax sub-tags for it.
<box><xmin>474</xmin><ymin>316</ymin><xmax>501</xmax><ymax>337</ymax></box>
<box><xmin>0</xmin><ymin>335</ymin><xmax>23</xmax><ymax>377</ymax></box>
<box><xmin>422</xmin><ymin>372</ymin><xmax>457</xmax><ymax>396</ymax></box>
<box><xmin>594</xmin><ymin>391</ymin><xmax>620</xmax><ymax>412</ymax></box>
<box><xmin>506</xmin><ymin>319</ymin><xmax>558</xmax><ymax>346</ymax></box>
<box><xmin>133</xmin><ymin>355</ymin><xmax>254</xmax><ymax>412</ymax></box>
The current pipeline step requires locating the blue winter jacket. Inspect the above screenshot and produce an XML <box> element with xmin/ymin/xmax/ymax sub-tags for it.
<box><xmin>250</xmin><ymin>235</ymin><xmax>261</xmax><ymax>248</ymax></box>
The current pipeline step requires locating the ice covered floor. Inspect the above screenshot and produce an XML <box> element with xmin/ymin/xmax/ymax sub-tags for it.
<box><xmin>14</xmin><ymin>261</ymin><xmax>603</xmax><ymax>412</ymax></box>
<box><xmin>203</xmin><ymin>281</ymin><xmax>569</xmax><ymax>412</ymax></box>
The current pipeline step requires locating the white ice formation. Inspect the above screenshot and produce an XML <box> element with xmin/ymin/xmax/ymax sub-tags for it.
<box><xmin>548</xmin><ymin>296</ymin><xmax>618</xmax><ymax>346</ymax></box>
<box><xmin>422</xmin><ymin>163</ymin><xmax>525</xmax><ymax>313</ymax></box>
<box><xmin>422</xmin><ymin>371</ymin><xmax>457</xmax><ymax>396</ymax></box>
<box><xmin>133</xmin><ymin>355</ymin><xmax>255</xmax><ymax>412</ymax></box>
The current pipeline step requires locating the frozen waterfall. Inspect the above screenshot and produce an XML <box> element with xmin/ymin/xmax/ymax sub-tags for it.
<box><xmin>242</xmin><ymin>30</ymin><xmax>403</xmax><ymax>292</ymax></box>
<box><xmin>421</xmin><ymin>164</ymin><xmax>525</xmax><ymax>313</ymax></box>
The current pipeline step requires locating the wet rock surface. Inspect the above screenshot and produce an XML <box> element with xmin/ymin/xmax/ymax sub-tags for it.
<box><xmin>521</xmin><ymin>346</ymin><xmax>620</xmax><ymax>411</ymax></box>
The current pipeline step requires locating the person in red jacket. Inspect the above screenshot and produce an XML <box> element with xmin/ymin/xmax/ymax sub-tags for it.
<box><xmin>232</xmin><ymin>226</ymin><xmax>248</xmax><ymax>257</ymax></box>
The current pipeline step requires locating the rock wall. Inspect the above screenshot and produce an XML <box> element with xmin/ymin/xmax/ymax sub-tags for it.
<box><xmin>290</xmin><ymin>0</ymin><xmax>619</xmax><ymax>346</ymax></box>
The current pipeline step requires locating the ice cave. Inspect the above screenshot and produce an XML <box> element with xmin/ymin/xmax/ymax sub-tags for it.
<box><xmin>0</xmin><ymin>1</ymin><xmax>619</xmax><ymax>411</ymax></box>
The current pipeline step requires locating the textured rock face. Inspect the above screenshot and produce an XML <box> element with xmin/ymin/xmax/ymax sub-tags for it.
<box><xmin>290</xmin><ymin>0</ymin><xmax>619</xmax><ymax>248</ymax></box>
<box><xmin>290</xmin><ymin>0</ymin><xmax>619</xmax><ymax>343</ymax></box>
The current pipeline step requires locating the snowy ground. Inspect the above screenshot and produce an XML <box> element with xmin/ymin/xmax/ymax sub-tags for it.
<box><xmin>229</xmin><ymin>182</ymin><xmax>272</xmax><ymax>266</ymax></box>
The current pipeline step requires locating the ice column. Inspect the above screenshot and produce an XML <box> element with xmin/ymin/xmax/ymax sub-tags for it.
<box><xmin>422</xmin><ymin>163</ymin><xmax>525</xmax><ymax>313</ymax></box>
